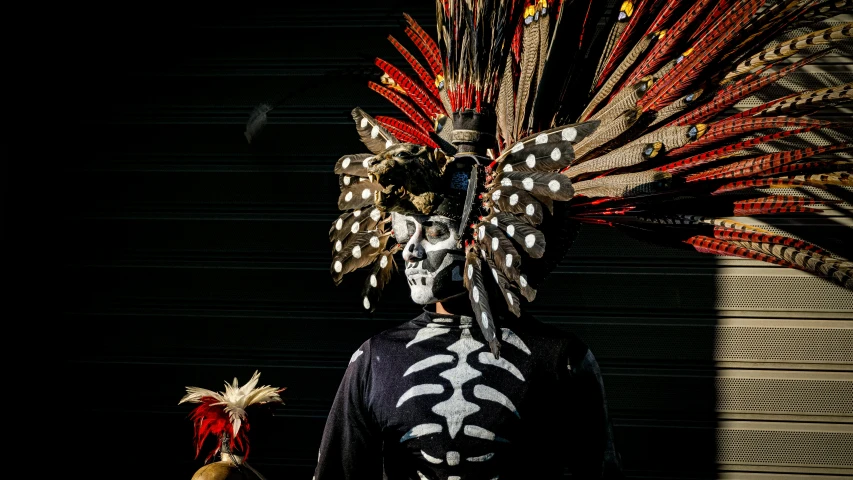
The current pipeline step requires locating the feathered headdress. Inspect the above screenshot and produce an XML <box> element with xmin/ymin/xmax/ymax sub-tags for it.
<box><xmin>258</xmin><ymin>1</ymin><xmax>853</xmax><ymax>357</ymax></box>
<box><xmin>179</xmin><ymin>370</ymin><xmax>284</xmax><ymax>462</ymax></box>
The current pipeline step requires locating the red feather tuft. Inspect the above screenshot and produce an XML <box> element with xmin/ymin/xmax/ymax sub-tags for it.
<box><xmin>186</xmin><ymin>398</ymin><xmax>252</xmax><ymax>462</ymax></box>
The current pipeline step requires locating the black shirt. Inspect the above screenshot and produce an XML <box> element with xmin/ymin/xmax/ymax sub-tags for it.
<box><xmin>314</xmin><ymin>310</ymin><xmax>623</xmax><ymax>479</ymax></box>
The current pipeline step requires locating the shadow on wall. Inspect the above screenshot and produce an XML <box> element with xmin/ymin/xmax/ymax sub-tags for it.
<box><xmin>533</xmin><ymin>225</ymin><xmax>719</xmax><ymax>480</ymax></box>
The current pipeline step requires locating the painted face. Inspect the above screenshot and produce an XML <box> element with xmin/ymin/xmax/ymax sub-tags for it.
<box><xmin>391</xmin><ymin>213</ymin><xmax>466</xmax><ymax>304</ymax></box>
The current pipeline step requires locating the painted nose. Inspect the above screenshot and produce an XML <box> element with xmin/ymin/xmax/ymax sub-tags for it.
<box><xmin>402</xmin><ymin>223</ymin><xmax>426</xmax><ymax>263</ymax></box>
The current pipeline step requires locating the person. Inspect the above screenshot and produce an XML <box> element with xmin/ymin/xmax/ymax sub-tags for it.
<box><xmin>290</xmin><ymin>1</ymin><xmax>853</xmax><ymax>478</ymax></box>
<box><xmin>314</xmin><ymin>211</ymin><xmax>623</xmax><ymax>479</ymax></box>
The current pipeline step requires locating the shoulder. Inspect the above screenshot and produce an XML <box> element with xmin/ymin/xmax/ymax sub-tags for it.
<box><xmin>499</xmin><ymin>313</ymin><xmax>591</xmax><ymax>367</ymax></box>
<box><xmin>345</xmin><ymin>313</ymin><xmax>427</xmax><ymax>366</ymax></box>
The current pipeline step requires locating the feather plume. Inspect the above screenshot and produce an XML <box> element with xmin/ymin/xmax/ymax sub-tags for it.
<box><xmin>338</xmin><ymin>181</ymin><xmax>381</xmax><ymax>210</ymax></box>
<box><xmin>482</xmin><ymin>252</ymin><xmax>522</xmax><ymax>317</ymax></box>
<box><xmin>352</xmin><ymin>107</ymin><xmax>399</xmax><ymax>154</ymax></box>
<box><xmin>361</xmin><ymin>247</ymin><xmax>399</xmax><ymax>312</ymax></box>
<box><xmin>496</xmin><ymin>171</ymin><xmax>574</xmax><ymax>201</ymax></box>
<box><xmin>487</xmin><ymin>212</ymin><xmax>546</xmax><ymax>258</ymax></box>
<box><xmin>464</xmin><ymin>248</ymin><xmax>501</xmax><ymax>357</ymax></box>
<box><xmin>331</xmin><ymin>232</ymin><xmax>391</xmax><ymax>285</ymax></box>
<box><xmin>477</xmin><ymin>222</ymin><xmax>522</xmax><ymax>281</ymax></box>
<box><xmin>179</xmin><ymin>371</ymin><xmax>284</xmax><ymax>461</ymax></box>
<box><xmin>334</xmin><ymin>153</ymin><xmax>374</xmax><ymax>176</ymax></box>
<box><xmin>488</xmin><ymin>186</ymin><xmax>545</xmax><ymax>226</ymax></box>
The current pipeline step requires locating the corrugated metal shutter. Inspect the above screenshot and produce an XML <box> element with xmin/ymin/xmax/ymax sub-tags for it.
<box><xmin>61</xmin><ymin>3</ymin><xmax>851</xmax><ymax>479</ymax></box>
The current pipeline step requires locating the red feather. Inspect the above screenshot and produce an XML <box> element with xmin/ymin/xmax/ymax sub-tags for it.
<box><xmin>685</xmin><ymin>235</ymin><xmax>796</xmax><ymax>267</ymax></box>
<box><xmin>186</xmin><ymin>398</ymin><xmax>252</xmax><ymax>462</ymax></box>
<box><xmin>713</xmin><ymin>227</ymin><xmax>827</xmax><ymax>255</ymax></box>
<box><xmin>388</xmin><ymin>35</ymin><xmax>442</xmax><ymax>98</ymax></box>
<box><xmin>404</xmin><ymin>14</ymin><xmax>444</xmax><ymax>78</ymax></box>
<box><xmin>375</xmin><ymin>115</ymin><xmax>439</xmax><ymax>147</ymax></box>
<box><xmin>686</xmin><ymin>144</ymin><xmax>851</xmax><ymax>182</ymax></box>
<box><xmin>368</xmin><ymin>81</ymin><xmax>434</xmax><ymax>133</ymax></box>
<box><xmin>670</xmin><ymin>50</ymin><xmax>830</xmax><ymax>126</ymax></box>
<box><xmin>375</xmin><ymin>58</ymin><xmax>444</xmax><ymax>118</ymax></box>
<box><xmin>657</xmin><ymin>125</ymin><xmax>824</xmax><ymax>174</ymax></box>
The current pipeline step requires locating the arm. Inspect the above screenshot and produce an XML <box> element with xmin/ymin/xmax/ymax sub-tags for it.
<box><xmin>568</xmin><ymin>348</ymin><xmax>624</xmax><ymax>479</ymax></box>
<box><xmin>313</xmin><ymin>343</ymin><xmax>384</xmax><ymax>479</ymax></box>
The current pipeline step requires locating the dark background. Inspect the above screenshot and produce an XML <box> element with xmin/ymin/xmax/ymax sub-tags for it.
<box><xmin>33</xmin><ymin>3</ymin><xmax>852</xmax><ymax>479</ymax></box>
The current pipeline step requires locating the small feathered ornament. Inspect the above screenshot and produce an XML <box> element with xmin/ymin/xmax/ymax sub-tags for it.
<box><xmin>179</xmin><ymin>370</ymin><xmax>285</xmax><ymax>462</ymax></box>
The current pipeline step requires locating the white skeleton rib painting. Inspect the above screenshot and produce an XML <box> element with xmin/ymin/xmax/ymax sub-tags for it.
<box><xmin>399</xmin><ymin>318</ymin><xmax>531</xmax><ymax>478</ymax></box>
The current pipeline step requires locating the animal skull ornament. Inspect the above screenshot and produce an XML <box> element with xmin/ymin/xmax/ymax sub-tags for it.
<box><xmin>368</xmin><ymin>143</ymin><xmax>448</xmax><ymax>216</ymax></box>
<box><xmin>391</xmin><ymin>212</ymin><xmax>467</xmax><ymax>305</ymax></box>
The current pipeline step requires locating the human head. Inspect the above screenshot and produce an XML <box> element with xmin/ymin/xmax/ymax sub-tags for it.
<box><xmin>390</xmin><ymin>212</ymin><xmax>466</xmax><ymax>304</ymax></box>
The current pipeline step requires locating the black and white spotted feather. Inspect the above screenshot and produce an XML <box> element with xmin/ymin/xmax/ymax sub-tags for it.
<box><xmin>486</xmin><ymin>212</ymin><xmax>546</xmax><ymax>259</ymax></box>
<box><xmin>361</xmin><ymin>247</ymin><xmax>399</xmax><ymax>312</ymax></box>
<box><xmin>464</xmin><ymin>249</ymin><xmax>500</xmax><ymax>358</ymax></box>
<box><xmin>495</xmin><ymin>171</ymin><xmax>574</xmax><ymax>201</ymax></box>
<box><xmin>334</xmin><ymin>153</ymin><xmax>374</xmax><ymax>176</ymax></box>
<box><xmin>482</xmin><ymin>251</ymin><xmax>522</xmax><ymax>318</ymax></box>
<box><xmin>337</xmin><ymin>181</ymin><xmax>381</xmax><ymax>211</ymax></box>
<box><xmin>477</xmin><ymin>222</ymin><xmax>521</xmax><ymax>282</ymax></box>
<box><xmin>331</xmin><ymin>231</ymin><xmax>391</xmax><ymax>285</ymax></box>
<box><xmin>488</xmin><ymin>187</ymin><xmax>544</xmax><ymax>226</ymax></box>
<box><xmin>351</xmin><ymin>107</ymin><xmax>399</xmax><ymax>154</ymax></box>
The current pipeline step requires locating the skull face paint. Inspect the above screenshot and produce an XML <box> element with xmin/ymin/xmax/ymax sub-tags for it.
<box><xmin>391</xmin><ymin>213</ymin><xmax>466</xmax><ymax>304</ymax></box>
